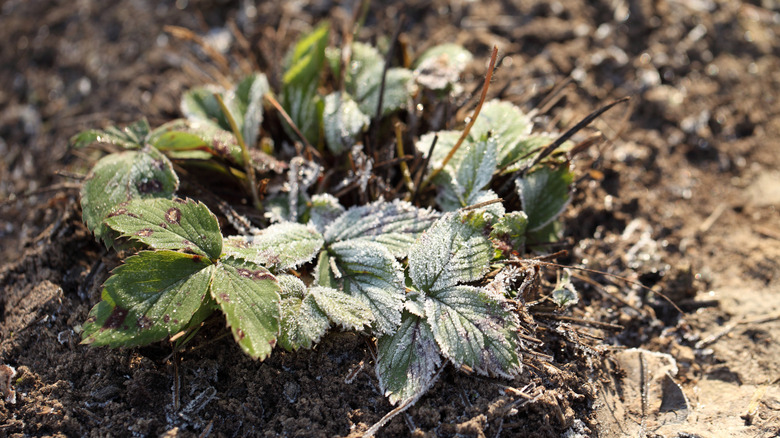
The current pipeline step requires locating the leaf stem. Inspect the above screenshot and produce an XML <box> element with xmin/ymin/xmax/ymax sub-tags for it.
<box><xmin>214</xmin><ymin>93</ymin><xmax>262</xmax><ymax>211</ymax></box>
<box><xmin>264</xmin><ymin>92</ymin><xmax>318</xmax><ymax>160</ymax></box>
<box><xmin>395</xmin><ymin>122</ymin><xmax>415</xmax><ymax>193</ymax></box>
<box><xmin>420</xmin><ymin>46</ymin><xmax>499</xmax><ymax>191</ymax></box>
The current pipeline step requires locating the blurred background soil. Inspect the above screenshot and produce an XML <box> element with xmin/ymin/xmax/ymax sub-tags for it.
<box><xmin>1</xmin><ymin>0</ymin><xmax>779</xmax><ymax>436</ymax></box>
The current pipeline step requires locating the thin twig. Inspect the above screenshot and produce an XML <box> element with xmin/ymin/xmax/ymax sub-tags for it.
<box><xmin>214</xmin><ymin>93</ymin><xmax>262</xmax><ymax>211</ymax></box>
<box><xmin>264</xmin><ymin>92</ymin><xmax>317</xmax><ymax>159</ymax></box>
<box><xmin>518</xmin><ymin>97</ymin><xmax>631</xmax><ymax>176</ymax></box>
<box><xmin>395</xmin><ymin>122</ymin><xmax>415</xmax><ymax>193</ymax></box>
<box><xmin>409</xmin><ymin>134</ymin><xmax>438</xmax><ymax>204</ymax></box>
<box><xmin>421</xmin><ymin>46</ymin><xmax>499</xmax><ymax>190</ymax></box>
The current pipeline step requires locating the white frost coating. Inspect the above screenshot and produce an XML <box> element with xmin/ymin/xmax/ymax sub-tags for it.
<box><xmin>323</xmin><ymin>91</ymin><xmax>370</xmax><ymax>155</ymax></box>
<box><xmin>323</xmin><ymin>198</ymin><xmax>439</xmax><ymax>257</ymax></box>
<box><xmin>308</xmin><ymin>193</ymin><xmax>345</xmax><ymax>233</ymax></box>
<box><xmin>224</xmin><ymin>222</ymin><xmax>324</xmax><ymax>271</ymax></box>
<box><xmin>329</xmin><ymin>240</ymin><xmax>405</xmax><ymax>334</ymax></box>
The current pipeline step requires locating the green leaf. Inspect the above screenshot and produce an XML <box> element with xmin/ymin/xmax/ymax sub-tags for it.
<box><xmin>277</xmin><ymin>278</ymin><xmax>372</xmax><ymax>351</ymax></box>
<box><xmin>468</xmin><ymin>100</ymin><xmax>533</xmax><ymax>168</ymax></box>
<box><xmin>415</xmin><ymin>130</ymin><xmax>461</xmax><ymax>170</ymax></box>
<box><xmin>314</xmin><ymin>251</ymin><xmax>337</xmax><ymax>288</ymax></box>
<box><xmin>490</xmin><ymin>211</ymin><xmax>529</xmax><ymax>256</ymax></box>
<box><xmin>71</xmin><ymin>118</ymin><xmax>152</xmax><ymax>150</ymax></box>
<box><xmin>211</xmin><ymin>257</ymin><xmax>281</xmax><ymax>360</ymax></box>
<box><xmin>232</xmin><ymin>72</ymin><xmax>270</xmax><ymax>147</ymax></box>
<box><xmin>223</xmin><ymin>222</ymin><xmax>324</xmax><ymax>271</ymax></box>
<box><xmin>324</xmin><ymin>199</ymin><xmax>438</xmax><ymax>257</ymax></box>
<box><xmin>424</xmin><ymin>286</ymin><xmax>521</xmax><ymax>377</ymax></box>
<box><xmin>408</xmin><ymin>213</ymin><xmax>493</xmax><ymax>294</ymax></box>
<box><xmin>81</xmin><ymin>251</ymin><xmax>214</xmax><ymax>347</ymax></box>
<box><xmin>436</xmin><ymin>138</ymin><xmax>498</xmax><ymax>210</ymax></box>
<box><xmin>328</xmin><ymin>240</ymin><xmax>404</xmax><ymax>334</ymax></box>
<box><xmin>551</xmin><ymin>269</ymin><xmax>578</xmax><ymax>308</ymax></box>
<box><xmin>356</xmin><ymin>67</ymin><xmax>413</xmax><ymax>116</ymax></box>
<box><xmin>282</xmin><ymin>22</ymin><xmax>329</xmax><ymax>145</ymax></box>
<box><xmin>307</xmin><ymin>193</ymin><xmax>345</xmax><ymax>233</ymax></box>
<box><xmin>323</xmin><ymin>91</ymin><xmax>370</xmax><ymax>155</ymax></box>
<box><xmin>278</xmin><ymin>276</ymin><xmax>330</xmax><ymax>351</ymax></box>
<box><xmin>309</xmin><ymin>286</ymin><xmax>373</xmax><ymax>331</ymax></box>
<box><xmin>180</xmin><ymin>85</ymin><xmax>230</xmax><ymax>131</ymax></box>
<box><xmin>105</xmin><ymin>197</ymin><xmax>222</xmax><ymax>259</ymax></box>
<box><xmin>376</xmin><ymin>312</ymin><xmax>442</xmax><ymax>405</ymax></box>
<box><xmin>80</xmin><ymin>147</ymin><xmax>179</xmax><ymax>247</ymax></box>
<box><xmin>413</xmin><ymin>43</ymin><xmax>473</xmax><ymax>91</ymax></box>
<box><xmin>516</xmin><ymin>164</ymin><xmax>574</xmax><ymax>231</ymax></box>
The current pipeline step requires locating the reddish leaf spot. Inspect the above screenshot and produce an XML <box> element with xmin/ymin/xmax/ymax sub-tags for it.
<box><xmin>103</xmin><ymin>307</ymin><xmax>128</xmax><ymax>330</ymax></box>
<box><xmin>136</xmin><ymin>316</ymin><xmax>153</xmax><ymax>329</ymax></box>
<box><xmin>158</xmin><ymin>222</ymin><xmax>168</xmax><ymax>229</ymax></box>
<box><xmin>137</xmin><ymin>179</ymin><xmax>163</xmax><ymax>193</ymax></box>
<box><xmin>174</xmin><ymin>198</ymin><xmax>187</xmax><ymax>204</ymax></box>
<box><xmin>151</xmin><ymin>160</ymin><xmax>166</xmax><ymax>171</ymax></box>
<box><xmin>165</xmin><ymin>207</ymin><xmax>181</xmax><ymax>225</ymax></box>
<box><xmin>219</xmin><ymin>293</ymin><xmax>231</xmax><ymax>303</ymax></box>
<box><xmin>237</xmin><ymin>269</ymin><xmax>252</xmax><ymax>278</ymax></box>
<box><xmin>237</xmin><ymin>268</ymin><xmax>274</xmax><ymax>281</ymax></box>
<box><xmin>172</xmin><ymin>319</ymin><xmax>179</xmax><ymax>324</ymax></box>
<box><xmin>269</xmin><ymin>339</ymin><xmax>276</xmax><ymax>347</ymax></box>
<box><xmin>136</xmin><ymin>228</ymin><xmax>154</xmax><ymax>237</ymax></box>
<box><xmin>127</xmin><ymin>212</ymin><xmax>140</xmax><ymax>219</ymax></box>
<box><xmin>192</xmin><ymin>255</ymin><xmax>202</xmax><ymax>263</ymax></box>
<box><xmin>236</xmin><ymin>329</ymin><xmax>245</xmax><ymax>340</ymax></box>
<box><xmin>163</xmin><ymin>315</ymin><xmax>170</xmax><ymax>323</ymax></box>
<box><xmin>213</xmin><ymin>140</ymin><xmax>229</xmax><ymax>156</ymax></box>
<box><xmin>107</xmin><ymin>208</ymin><xmax>128</xmax><ymax>218</ymax></box>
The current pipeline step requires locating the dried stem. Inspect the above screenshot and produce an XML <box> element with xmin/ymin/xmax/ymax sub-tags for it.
<box><xmin>395</xmin><ymin>122</ymin><xmax>415</xmax><ymax>193</ymax></box>
<box><xmin>420</xmin><ymin>46</ymin><xmax>499</xmax><ymax>190</ymax></box>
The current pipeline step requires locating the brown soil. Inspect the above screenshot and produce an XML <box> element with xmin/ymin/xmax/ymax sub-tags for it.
<box><xmin>2</xmin><ymin>0</ymin><xmax>780</xmax><ymax>437</ymax></box>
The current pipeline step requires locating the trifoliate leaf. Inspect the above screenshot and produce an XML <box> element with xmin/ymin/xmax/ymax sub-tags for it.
<box><xmin>414</xmin><ymin>43</ymin><xmax>473</xmax><ymax>91</ymax></box>
<box><xmin>81</xmin><ymin>147</ymin><xmax>179</xmax><ymax>247</ymax></box>
<box><xmin>408</xmin><ymin>213</ymin><xmax>493</xmax><ymax>294</ymax></box>
<box><xmin>211</xmin><ymin>258</ymin><xmax>281</xmax><ymax>360</ymax></box>
<box><xmin>105</xmin><ymin>197</ymin><xmax>222</xmax><ymax>259</ymax></box>
<box><xmin>81</xmin><ymin>251</ymin><xmax>214</xmax><ymax>347</ymax></box>
<box><xmin>324</xmin><ymin>199</ymin><xmax>438</xmax><ymax>257</ymax></box>
<box><xmin>490</xmin><ymin>211</ymin><xmax>529</xmax><ymax>256</ymax></box>
<box><xmin>278</xmin><ymin>287</ymin><xmax>330</xmax><ymax>351</ymax></box>
<box><xmin>516</xmin><ymin>164</ymin><xmax>574</xmax><ymax>231</ymax></box>
<box><xmin>307</xmin><ymin>193</ymin><xmax>345</xmax><ymax>234</ymax></box>
<box><xmin>309</xmin><ymin>286</ymin><xmax>373</xmax><ymax>331</ymax></box>
<box><xmin>468</xmin><ymin>100</ymin><xmax>533</xmax><ymax>168</ymax></box>
<box><xmin>328</xmin><ymin>240</ymin><xmax>404</xmax><ymax>334</ymax></box>
<box><xmin>376</xmin><ymin>312</ymin><xmax>442</xmax><ymax>405</ymax></box>
<box><xmin>223</xmin><ymin>222</ymin><xmax>324</xmax><ymax>271</ymax></box>
<box><xmin>424</xmin><ymin>286</ymin><xmax>521</xmax><ymax>376</ymax></box>
<box><xmin>323</xmin><ymin>91</ymin><xmax>370</xmax><ymax>155</ymax></box>
<box><xmin>71</xmin><ymin>118</ymin><xmax>151</xmax><ymax>150</ymax></box>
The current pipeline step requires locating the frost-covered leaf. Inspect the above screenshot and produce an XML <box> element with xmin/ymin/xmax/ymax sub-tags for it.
<box><xmin>71</xmin><ymin>118</ymin><xmax>151</xmax><ymax>150</ymax></box>
<box><xmin>490</xmin><ymin>211</ymin><xmax>529</xmax><ymax>256</ymax></box>
<box><xmin>551</xmin><ymin>269</ymin><xmax>578</xmax><ymax>308</ymax></box>
<box><xmin>516</xmin><ymin>165</ymin><xmax>574</xmax><ymax>231</ymax></box>
<box><xmin>282</xmin><ymin>23</ymin><xmax>329</xmax><ymax>145</ymax></box>
<box><xmin>310</xmin><ymin>286</ymin><xmax>373</xmax><ymax>331</ymax></box>
<box><xmin>307</xmin><ymin>193</ymin><xmax>345</xmax><ymax>234</ymax></box>
<box><xmin>469</xmin><ymin>100</ymin><xmax>533</xmax><ymax>168</ymax></box>
<box><xmin>414</xmin><ymin>130</ymin><xmax>460</xmax><ymax>170</ymax></box>
<box><xmin>278</xmin><ymin>281</ymin><xmax>330</xmax><ymax>351</ymax></box>
<box><xmin>81</xmin><ymin>251</ymin><xmax>214</xmax><ymax>347</ymax></box>
<box><xmin>436</xmin><ymin>138</ymin><xmax>498</xmax><ymax>210</ymax></box>
<box><xmin>328</xmin><ymin>240</ymin><xmax>404</xmax><ymax>334</ymax></box>
<box><xmin>356</xmin><ymin>67</ymin><xmax>413</xmax><ymax>116</ymax></box>
<box><xmin>223</xmin><ymin>222</ymin><xmax>324</xmax><ymax>271</ymax></box>
<box><xmin>211</xmin><ymin>258</ymin><xmax>280</xmax><ymax>360</ymax></box>
<box><xmin>324</xmin><ymin>199</ymin><xmax>438</xmax><ymax>257</ymax></box>
<box><xmin>425</xmin><ymin>286</ymin><xmax>521</xmax><ymax>376</ymax></box>
<box><xmin>376</xmin><ymin>312</ymin><xmax>442</xmax><ymax>405</ymax></box>
<box><xmin>414</xmin><ymin>43</ymin><xmax>473</xmax><ymax>90</ymax></box>
<box><xmin>81</xmin><ymin>147</ymin><xmax>179</xmax><ymax>247</ymax></box>
<box><xmin>408</xmin><ymin>213</ymin><xmax>493</xmax><ymax>294</ymax></box>
<box><xmin>314</xmin><ymin>251</ymin><xmax>336</xmax><ymax>289</ymax></box>
<box><xmin>105</xmin><ymin>197</ymin><xmax>222</xmax><ymax>259</ymax></box>
<box><xmin>323</xmin><ymin>91</ymin><xmax>370</xmax><ymax>155</ymax></box>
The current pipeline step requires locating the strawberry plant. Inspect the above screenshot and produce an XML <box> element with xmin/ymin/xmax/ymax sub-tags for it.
<box><xmin>73</xmin><ymin>21</ymin><xmax>606</xmax><ymax>433</ymax></box>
